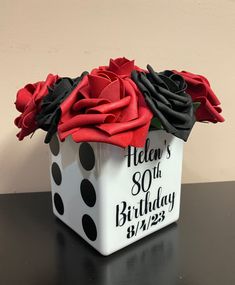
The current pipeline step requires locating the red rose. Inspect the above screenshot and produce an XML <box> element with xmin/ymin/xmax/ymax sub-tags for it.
<box><xmin>14</xmin><ymin>74</ymin><xmax>59</xmax><ymax>140</ymax></box>
<box><xmin>58</xmin><ymin>59</ymin><xmax>152</xmax><ymax>148</ymax></box>
<box><xmin>173</xmin><ymin>70</ymin><xmax>224</xmax><ymax>123</ymax></box>
<box><xmin>98</xmin><ymin>57</ymin><xmax>143</xmax><ymax>77</ymax></box>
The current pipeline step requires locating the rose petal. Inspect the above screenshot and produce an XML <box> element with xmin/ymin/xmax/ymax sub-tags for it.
<box><xmin>88</xmin><ymin>74</ymin><xmax>111</xmax><ymax>98</ymax></box>
<box><xmin>98</xmin><ymin>78</ymin><xmax>122</xmax><ymax>102</ymax></box>
<box><xmin>174</xmin><ymin>70</ymin><xmax>221</xmax><ymax>105</ymax></box>
<box><xmin>87</xmin><ymin>96</ymin><xmax>131</xmax><ymax>115</ymax></box>
<box><xmin>34</xmin><ymin>74</ymin><xmax>59</xmax><ymax>103</ymax></box>
<box><xmin>93</xmin><ymin>70</ymin><xmax>120</xmax><ymax>82</ymax></box>
<box><xmin>195</xmin><ymin>97</ymin><xmax>225</xmax><ymax>122</ymax></box>
<box><xmin>119</xmin><ymin>78</ymin><xmax>141</xmax><ymax>122</ymax></box>
<box><xmin>96</xmin><ymin>102</ymin><xmax>152</xmax><ymax>136</ymax></box>
<box><xmin>22</xmin><ymin>110</ymin><xmax>37</xmax><ymax>129</ymax></box>
<box><xmin>60</xmin><ymin>75</ymin><xmax>89</xmax><ymax>122</ymax></box>
<box><xmin>15</xmin><ymin>83</ymin><xmax>38</xmax><ymax>112</ymax></box>
<box><xmin>58</xmin><ymin>113</ymin><xmax>116</xmax><ymax>134</ymax></box>
<box><xmin>179</xmin><ymin>71</ymin><xmax>210</xmax><ymax>85</ymax></box>
<box><xmin>73</xmin><ymin>98</ymin><xmax>110</xmax><ymax>112</ymax></box>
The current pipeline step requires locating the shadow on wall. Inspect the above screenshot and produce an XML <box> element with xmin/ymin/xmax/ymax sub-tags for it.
<box><xmin>0</xmin><ymin>131</ymin><xmax>51</xmax><ymax>194</ymax></box>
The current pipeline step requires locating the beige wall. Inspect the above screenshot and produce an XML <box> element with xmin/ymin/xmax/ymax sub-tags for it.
<box><xmin>0</xmin><ymin>0</ymin><xmax>234</xmax><ymax>193</ymax></box>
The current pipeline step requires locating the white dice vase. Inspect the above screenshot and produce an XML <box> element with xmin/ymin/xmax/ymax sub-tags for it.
<box><xmin>49</xmin><ymin>130</ymin><xmax>184</xmax><ymax>256</ymax></box>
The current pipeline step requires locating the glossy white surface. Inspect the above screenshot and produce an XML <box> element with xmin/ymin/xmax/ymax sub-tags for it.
<box><xmin>50</xmin><ymin>130</ymin><xmax>184</xmax><ymax>255</ymax></box>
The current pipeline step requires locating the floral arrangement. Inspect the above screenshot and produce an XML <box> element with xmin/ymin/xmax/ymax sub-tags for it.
<box><xmin>14</xmin><ymin>57</ymin><xmax>224</xmax><ymax>147</ymax></box>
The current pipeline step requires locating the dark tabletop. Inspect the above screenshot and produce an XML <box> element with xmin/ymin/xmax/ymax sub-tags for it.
<box><xmin>0</xmin><ymin>181</ymin><xmax>235</xmax><ymax>285</ymax></box>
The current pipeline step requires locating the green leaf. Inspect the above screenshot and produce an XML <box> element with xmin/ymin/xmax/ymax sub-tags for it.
<box><xmin>193</xmin><ymin>101</ymin><xmax>201</xmax><ymax>113</ymax></box>
<box><xmin>150</xmin><ymin>117</ymin><xmax>162</xmax><ymax>130</ymax></box>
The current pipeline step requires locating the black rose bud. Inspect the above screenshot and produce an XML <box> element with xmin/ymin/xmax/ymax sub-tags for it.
<box><xmin>36</xmin><ymin>71</ymin><xmax>88</xmax><ymax>143</ymax></box>
<box><xmin>131</xmin><ymin>65</ymin><xmax>196</xmax><ymax>141</ymax></box>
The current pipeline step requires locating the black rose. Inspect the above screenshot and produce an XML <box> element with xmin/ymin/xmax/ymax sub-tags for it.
<box><xmin>36</xmin><ymin>71</ymin><xmax>88</xmax><ymax>143</ymax></box>
<box><xmin>131</xmin><ymin>65</ymin><xmax>196</xmax><ymax>141</ymax></box>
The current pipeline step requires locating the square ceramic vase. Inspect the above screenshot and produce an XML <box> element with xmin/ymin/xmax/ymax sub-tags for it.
<box><xmin>49</xmin><ymin>130</ymin><xmax>184</xmax><ymax>256</ymax></box>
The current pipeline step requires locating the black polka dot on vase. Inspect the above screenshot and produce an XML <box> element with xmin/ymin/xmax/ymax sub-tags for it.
<box><xmin>51</xmin><ymin>162</ymin><xmax>62</xmax><ymax>185</ymax></box>
<box><xmin>54</xmin><ymin>193</ymin><xmax>64</xmax><ymax>215</ymax></box>
<box><xmin>49</xmin><ymin>135</ymin><xmax>60</xmax><ymax>156</ymax></box>
<box><xmin>79</xmin><ymin>143</ymin><xmax>95</xmax><ymax>171</ymax></box>
<box><xmin>82</xmin><ymin>214</ymin><xmax>97</xmax><ymax>241</ymax></box>
<box><xmin>80</xmin><ymin>179</ymin><xmax>96</xmax><ymax>207</ymax></box>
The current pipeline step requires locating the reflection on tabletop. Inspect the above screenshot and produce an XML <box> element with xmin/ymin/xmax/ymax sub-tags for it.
<box><xmin>54</xmin><ymin>219</ymin><xmax>179</xmax><ymax>285</ymax></box>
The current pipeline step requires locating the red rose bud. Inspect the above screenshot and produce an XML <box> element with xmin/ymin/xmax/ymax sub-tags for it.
<box><xmin>98</xmin><ymin>57</ymin><xmax>144</xmax><ymax>77</ymax></box>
